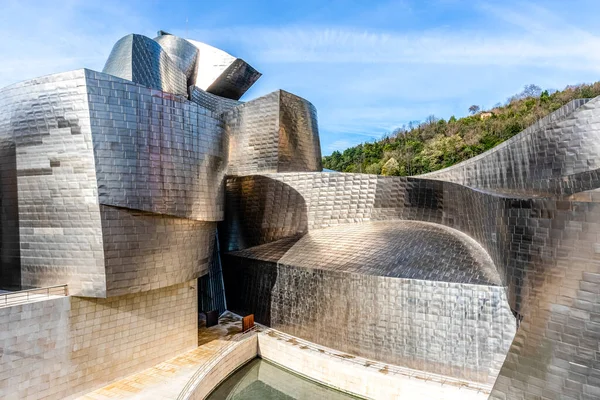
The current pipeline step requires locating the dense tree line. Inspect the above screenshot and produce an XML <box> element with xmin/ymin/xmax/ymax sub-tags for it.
<box><xmin>323</xmin><ymin>83</ymin><xmax>600</xmax><ymax>175</ymax></box>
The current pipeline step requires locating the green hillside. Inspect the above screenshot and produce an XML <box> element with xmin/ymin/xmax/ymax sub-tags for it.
<box><xmin>322</xmin><ymin>83</ymin><xmax>600</xmax><ymax>176</ymax></box>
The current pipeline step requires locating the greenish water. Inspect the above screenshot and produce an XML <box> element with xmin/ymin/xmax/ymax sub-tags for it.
<box><xmin>207</xmin><ymin>358</ymin><xmax>360</xmax><ymax>400</ymax></box>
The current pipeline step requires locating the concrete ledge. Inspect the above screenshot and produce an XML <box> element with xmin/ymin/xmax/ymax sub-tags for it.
<box><xmin>257</xmin><ymin>330</ymin><xmax>490</xmax><ymax>400</ymax></box>
<box><xmin>181</xmin><ymin>326</ymin><xmax>490</xmax><ymax>400</ymax></box>
<box><xmin>183</xmin><ymin>333</ymin><xmax>258</xmax><ymax>400</ymax></box>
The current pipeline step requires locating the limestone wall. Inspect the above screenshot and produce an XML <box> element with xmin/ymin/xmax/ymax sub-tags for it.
<box><xmin>0</xmin><ymin>280</ymin><xmax>197</xmax><ymax>400</ymax></box>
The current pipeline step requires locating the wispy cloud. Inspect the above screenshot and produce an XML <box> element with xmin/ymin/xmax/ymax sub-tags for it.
<box><xmin>3</xmin><ymin>1</ymin><xmax>600</xmax><ymax>156</ymax></box>
<box><xmin>0</xmin><ymin>0</ymin><xmax>149</xmax><ymax>88</ymax></box>
<box><xmin>187</xmin><ymin>2</ymin><xmax>600</xmax><ymax>72</ymax></box>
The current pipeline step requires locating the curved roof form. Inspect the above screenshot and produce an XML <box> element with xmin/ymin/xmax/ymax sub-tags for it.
<box><xmin>228</xmin><ymin>220</ymin><xmax>502</xmax><ymax>286</ymax></box>
<box><xmin>153</xmin><ymin>32</ymin><xmax>199</xmax><ymax>86</ymax></box>
<box><xmin>101</xmin><ymin>31</ymin><xmax>261</xmax><ymax>100</ymax></box>
<box><xmin>102</xmin><ymin>34</ymin><xmax>188</xmax><ymax>96</ymax></box>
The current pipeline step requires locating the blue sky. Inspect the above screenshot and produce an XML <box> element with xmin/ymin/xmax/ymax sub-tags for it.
<box><xmin>2</xmin><ymin>0</ymin><xmax>600</xmax><ymax>155</ymax></box>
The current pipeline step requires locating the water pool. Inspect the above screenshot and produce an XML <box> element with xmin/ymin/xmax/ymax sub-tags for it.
<box><xmin>207</xmin><ymin>358</ymin><xmax>360</xmax><ymax>399</ymax></box>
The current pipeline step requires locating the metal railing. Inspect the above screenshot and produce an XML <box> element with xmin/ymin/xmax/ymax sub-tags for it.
<box><xmin>177</xmin><ymin>325</ymin><xmax>258</xmax><ymax>400</ymax></box>
<box><xmin>0</xmin><ymin>284</ymin><xmax>68</xmax><ymax>308</ymax></box>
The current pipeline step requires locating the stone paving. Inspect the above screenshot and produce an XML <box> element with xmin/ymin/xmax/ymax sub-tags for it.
<box><xmin>77</xmin><ymin>312</ymin><xmax>245</xmax><ymax>400</ymax></box>
<box><xmin>78</xmin><ymin>312</ymin><xmax>490</xmax><ymax>400</ymax></box>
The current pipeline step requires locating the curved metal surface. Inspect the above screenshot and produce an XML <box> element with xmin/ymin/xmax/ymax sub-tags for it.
<box><xmin>225</xmin><ymin>90</ymin><xmax>322</xmax><ymax>175</ymax></box>
<box><xmin>421</xmin><ymin>98</ymin><xmax>599</xmax><ymax>196</ymax></box>
<box><xmin>154</xmin><ymin>32</ymin><xmax>199</xmax><ymax>86</ymax></box>
<box><xmin>2</xmin><ymin>26</ymin><xmax>600</xmax><ymax>400</ymax></box>
<box><xmin>103</xmin><ymin>34</ymin><xmax>187</xmax><ymax>96</ymax></box>
<box><xmin>187</xmin><ymin>39</ymin><xmax>262</xmax><ymax>100</ymax></box>
<box><xmin>231</xmin><ymin>220</ymin><xmax>501</xmax><ymax>285</ymax></box>
<box><xmin>223</xmin><ymin>223</ymin><xmax>515</xmax><ymax>383</ymax></box>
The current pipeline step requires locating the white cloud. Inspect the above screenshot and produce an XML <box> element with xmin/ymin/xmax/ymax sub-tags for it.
<box><xmin>186</xmin><ymin>3</ymin><xmax>600</xmax><ymax>72</ymax></box>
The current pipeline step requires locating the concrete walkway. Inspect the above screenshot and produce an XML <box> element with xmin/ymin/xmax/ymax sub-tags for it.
<box><xmin>77</xmin><ymin>312</ymin><xmax>250</xmax><ymax>400</ymax></box>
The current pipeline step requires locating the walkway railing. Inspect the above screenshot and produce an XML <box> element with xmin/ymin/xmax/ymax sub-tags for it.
<box><xmin>0</xmin><ymin>284</ymin><xmax>68</xmax><ymax>308</ymax></box>
<box><xmin>177</xmin><ymin>325</ymin><xmax>258</xmax><ymax>400</ymax></box>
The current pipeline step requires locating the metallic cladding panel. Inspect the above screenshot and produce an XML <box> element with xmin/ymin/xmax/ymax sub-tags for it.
<box><xmin>278</xmin><ymin>91</ymin><xmax>322</xmax><ymax>172</ymax></box>
<box><xmin>224</xmin><ymin>90</ymin><xmax>322</xmax><ymax>175</ymax></box>
<box><xmin>153</xmin><ymin>33</ymin><xmax>199</xmax><ymax>86</ymax></box>
<box><xmin>100</xmin><ymin>205</ymin><xmax>215</xmax><ymax>297</ymax></box>
<box><xmin>189</xmin><ymin>86</ymin><xmax>241</xmax><ymax>114</ymax></box>
<box><xmin>222</xmin><ymin>170</ymin><xmax>600</xmax><ymax>398</ymax></box>
<box><xmin>222</xmin><ymin>253</ymin><xmax>515</xmax><ymax>384</ymax></box>
<box><xmin>103</xmin><ymin>34</ymin><xmax>188</xmax><ymax>97</ymax></box>
<box><xmin>87</xmin><ymin>70</ymin><xmax>228</xmax><ymax>222</ymax></box>
<box><xmin>422</xmin><ymin>98</ymin><xmax>600</xmax><ymax>196</ymax></box>
<box><xmin>229</xmin><ymin>221</ymin><xmax>502</xmax><ymax>285</ymax></box>
<box><xmin>205</xmin><ymin>58</ymin><xmax>262</xmax><ymax>100</ymax></box>
<box><xmin>186</xmin><ymin>40</ymin><xmax>261</xmax><ymax>99</ymax></box>
<box><xmin>0</xmin><ymin>70</ymin><xmax>107</xmax><ymax>297</ymax></box>
<box><xmin>225</xmin><ymin>91</ymin><xmax>281</xmax><ymax>175</ymax></box>
<box><xmin>186</xmin><ymin>39</ymin><xmax>236</xmax><ymax>89</ymax></box>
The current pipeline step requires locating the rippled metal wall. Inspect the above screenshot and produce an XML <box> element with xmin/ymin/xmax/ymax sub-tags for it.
<box><xmin>224</xmin><ymin>251</ymin><xmax>515</xmax><ymax>384</ymax></box>
<box><xmin>0</xmin><ymin>70</ymin><xmax>107</xmax><ymax>295</ymax></box>
<box><xmin>103</xmin><ymin>34</ymin><xmax>188</xmax><ymax>97</ymax></box>
<box><xmin>4</xmin><ymin>28</ymin><xmax>600</xmax><ymax>399</ymax></box>
<box><xmin>0</xmin><ymin>69</ymin><xmax>231</xmax><ymax>297</ymax></box>
<box><xmin>153</xmin><ymin>32</ymin><xmax>199</xmax><ymax>86</ymax></box>
<box><xmin>87</xmin><ymin>70</ymin><xmax>228</xmax><ymax>222</ymax></box>
<box><xmin>422</xmin><ymin>98</ymin><xmax>599</xmax><ymax>196</ymax></box>
<box><xmin>189</xmin><ymin>86</ymin><xmax>241</xmax><ymax>114</ymax></box>
<box><xmin>222</xmin><ymin>155</ymin><xmax>600</xmax><ymax>396</ymax></box>
<box><xmin>225</xmin><ymin>90</ymin><xmax>322</xmax><ymax>175</ymax></box>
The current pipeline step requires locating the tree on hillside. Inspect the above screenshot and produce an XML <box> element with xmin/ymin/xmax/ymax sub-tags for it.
<box><xmin>322</xmin><ymin>81</ymin><xmax>600</xmax><ymax>177</ymax></box>
<box><xmin>381</xmin><ymin>158</ymin><xmax>400</xmax><ymax>176</ymax></box>
<box><xmin>468</xmin><ymin>105</ymin><xmax>480</xmax><ymax>114</ymax></box>
<box><xmin>522</xmin><ymin>84</ymin><xmax>542</xmax><ymax>98</ymax></box>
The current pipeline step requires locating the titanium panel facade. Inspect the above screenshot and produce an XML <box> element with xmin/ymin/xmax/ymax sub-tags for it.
<box><xmin>100</xmin><ymin>205</ymin><xmax>216</xmax><ymax>297</ymax></box>
<box><xmin>189</xmin><ymin>86</ymin><xmax>241</xmax><ymax>114</ymax></box>
<box><xmin>0</xmin><ymin>70</ymin><xmax>106</xmax><ymax>296</ymax></box>
<box><xmin>205</xmin><ymin>58</ymin><xmax>262</xmax><ymax>100</ymax></box>
<box><xmin>87</xmin><ymin>70</ymin><xmax>228</xmax><ymax>222</ymax></box>
<box><xmin>422</xmin><ymin>98</ymin><xmax>599</xmax><ymax>196</ymax></box>
<box><xmin>4</xmin><ymin>27</ymin><xmax>600</xmax><ymax>400</ymax></box>
<box><xmin>225</xmin><ymin>90</ymin><xmax>322</xmax><ymax>175</ymax></box>
<box><xmin>186</xmin><ymin>39</ymin><xmax>262</xmax><ymax>100</ymax></box>
<box><xmin>221</xmin><ymin>168</ymin><xmax>600</xmax><ymax>397</ymax></box>
<box><xmin>103</xmin><ymin>34</ymin><xmax>188</xmax><ymax>97</ymax></box>
<box><xmin>224</xmin><ymin>249</ymin><xmax>515</xmax><ymax>384</ymax></box>
<box><xmin>153</xmin><ymin>32</ymin><xmax>199</xmax><ymax>86</ymax></box>
<box><xmin>0</xmin><ymin>69</ymin><xmax>231</xmax><ymax>297</ymax></box>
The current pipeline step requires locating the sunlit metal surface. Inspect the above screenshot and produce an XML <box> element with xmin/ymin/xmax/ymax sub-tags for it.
<box><xmin>186</xmin><ymin>39</ymin><xmax>262</xmax><ymax>100</ymax></box>
<box><xmin>224</xmin><ymin>221</ymin><xmax>515</xmax><ymax>384</ymax></box>
<box><xmin>422</xmin><ymin>98</ymin><xmax>600</xmax><ymax>196</ymax></box>
<box><xmin>225</xmin><ymin>90</ymin><xmax>322</xmax><ymax>175</ymax></box>
<box><xmin>1</xmin><ymin>27</ymin><xmax>600</xmax><ymax>400</ymax></box>
<box><xmin>154</xmin><ymin>31</ymin><xmax>199</xmax><ymax>86</ymax></box>
<box><xmin>103</xmin><ymin>34</ymin><xmax>188</xmax><ymax>97</ymax></box>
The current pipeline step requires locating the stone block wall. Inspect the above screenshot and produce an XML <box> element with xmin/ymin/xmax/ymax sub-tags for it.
<box><xmin>0</xmin><ymin>280</ymin><xmax>197</xmax><ymax>400</ymax></box>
